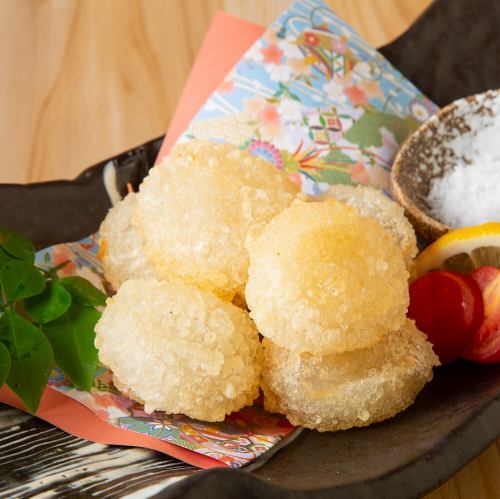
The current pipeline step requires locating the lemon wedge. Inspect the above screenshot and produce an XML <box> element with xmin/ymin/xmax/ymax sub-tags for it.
<box><xmin>413</xmin><ymin>222</ymin><xmax>500</xmax><ymax>276</ymax></box>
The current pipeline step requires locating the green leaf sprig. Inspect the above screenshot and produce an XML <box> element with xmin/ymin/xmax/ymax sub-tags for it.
<box><xmin>0</xmin><ymin>227</ymin><xmax>107</xmax><ymax>413</ymax></box>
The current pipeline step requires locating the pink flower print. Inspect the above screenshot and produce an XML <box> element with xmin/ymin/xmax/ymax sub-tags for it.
<box><xmin>93</xmin><ymin>392</ymin><xmax>123</xmax><ymax>408</ymax></box>
<box><xmin>51</xmin><ymin>246</ymin><xmax>77</xmax><ymax>276</ymax></box>
<box><xmin>218</xmin><ymin>79</ymin><xmax>234</xmax><ymax>94</ymax></box>
<box><xmin>349</xmin><ymin>163</ymin><xmax>369</xmax><ymax>184</ymax></box>
<box><xmin>358</xmin><ymin>79</ymin><xmax>384</xmax><ymax>101</ymax></box>
<box><xmin>331</xmin><ymin>36</ymin><xmax>346</xmax><ymax>54</ymax></box>
<box><xmin>94</xmin><ymin>408</ymin><xmax>111</xmax><ymax>421</ymax></box>
<box><xmin>335</xmin><ymin>73</ymin><xmax>353</xmax><ymax>88</ymax></box>
<box><xmin>260</xmin><ymin>123</ymin><xmax>282</xmax><ymax>142</ymax></box>
<box><xmin>287</xmin><ymin>171</ymin><xmax>303</xmax><ymax>188</ymax></box>
<box><xmin>289</xmin><ymin>57</ymin><xmax>312</xmax><ymax>77</ymax></box>
<box><xmin>304</xmin><ymin>32</ymin><xmax>319</xmax><ymax>46</ymax></box>
<box><xmin>259</xmin><ymin>104</ymin><xmax>280</xmax><ymax>126</ymax></box>
<box><xmin>260</xmin><ymin>44</ymin><xmax>283</xmax><ymax>64</ymax></box>
<box><xmin>344</xmin><ymin>85</ymin><xmax>368</xmax><ymax>107</ymax></box>
<box><xmin>243</xmin><ymin>96</ymin><xmax>266</xmax><ymax>118</ymax></box>
<box><xmin>264</xmin><ymin>28</ymin><xmax>280</xmax><ymax>45</ymax></box>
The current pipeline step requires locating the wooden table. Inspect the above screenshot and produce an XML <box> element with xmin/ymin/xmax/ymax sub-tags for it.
<box><xmin>0</xmin><ymin>1</ymin><xmax>498</xmax><ymax>497</ymax></box>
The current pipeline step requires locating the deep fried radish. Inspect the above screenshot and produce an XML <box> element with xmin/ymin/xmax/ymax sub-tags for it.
<box><xmin>99</xmin><ymin>193</ymin><xmax>157</xmax><ymax>290</ymax></box>
<box><xmin>246</xmin><ymin>199</ymin><xmax>409</xmax><ymax>354</ymax></box>
<box><xmin>132</xmin><ymin>141</ymin><xmax>298</xmax><ymax>298</ymax></box>
<box><xmin>262</xmin><ymin>320</ymin><xmax>438</xmax><ymax>431</ymax></box>
<box><xmin>95</xmin><ymin>278</ymin><xmax>262</xmax><ymax>421</ymax></box>
<box><xmin>320</xmin><ymin>184</ymin><xmax>418</xmax><ymax>269</ymax></box>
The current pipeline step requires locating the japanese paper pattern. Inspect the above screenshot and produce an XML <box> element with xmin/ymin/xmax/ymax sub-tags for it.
<box><xmin>180</xmin><ymin>0</ymin><xmax>437</xmax><ymax>195</ymax></box>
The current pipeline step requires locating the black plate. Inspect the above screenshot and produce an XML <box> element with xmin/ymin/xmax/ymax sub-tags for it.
<box><xmin>1</xmin><ymin>0</ymin><xmax>499</xmax><ymax>497</ymax></box>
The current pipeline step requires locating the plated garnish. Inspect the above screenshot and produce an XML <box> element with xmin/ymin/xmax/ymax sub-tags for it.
<box><xmin>409</xmin><ymin>226</ymin><xmax>500</xmax><ymax>365</ymax></box>
<box><xmin>0</xmin><ymin>227</ymin><xmax>106</xmax><ymax>413</ymax></box>
<box><xmin>408</xmin><ymin>270</ymin><xmax>484</xmax><ymax>363</ymax></box>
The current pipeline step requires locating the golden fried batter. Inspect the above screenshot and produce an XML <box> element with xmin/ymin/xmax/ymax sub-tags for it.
<box><xmin>246</xmin><ymin>199</ymin><xmax>409</xmax><ymax>354</ymax></box>
<box><xmin>132</xmin><ymin>141</ymin><xmax>298</xmax><ymax>299</ymax></box>
<box><xmin>95</xmin><ymin>278</ymin><xmax>263</xmax><ymax>421</ymax></box>
<box><xmin>262</xmin><ymin>320</ymin><xmax>439</xmax><ymax>431</ymax></box>
<box><xmin>322</xmin><ymin>184</ymin><xmax>417</xmax><ymax>268</ymax></box>
<box><xmin>99</xmin><ymin>193</ymin><xmax>157</xmax><ymax>290</ymax></box>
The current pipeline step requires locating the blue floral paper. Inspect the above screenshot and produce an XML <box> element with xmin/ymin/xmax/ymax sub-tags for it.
<box><xmin>180</xmin><ymin>0</ymin><xmax>437</xmax><ymax>195</ymax></box>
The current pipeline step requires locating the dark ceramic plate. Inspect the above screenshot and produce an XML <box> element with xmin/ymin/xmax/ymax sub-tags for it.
<box><xmin>1</xmin><ymin>0</ymin><xmax>499</xmax><ymax>497</ymax></box>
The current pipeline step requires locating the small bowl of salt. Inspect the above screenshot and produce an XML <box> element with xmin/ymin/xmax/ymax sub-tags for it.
<box><xmin>391</xmin><ymin>89</ymin><xmax>500</xmax><ymax>242</ymax></box>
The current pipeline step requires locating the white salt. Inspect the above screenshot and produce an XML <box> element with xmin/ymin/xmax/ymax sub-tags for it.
<box><xmin>426</xmin><ymin>104</ymin><xmax>500</xmax><ymax>228</ymax></box>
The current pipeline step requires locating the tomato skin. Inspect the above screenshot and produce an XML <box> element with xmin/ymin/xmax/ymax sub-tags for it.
<box><xmin>408</xmin><ymin>270</ymin><xmax>484</xmax><ymax>364</ymax></box>
<box><xmin>463</xmin><ymin>266</ymin><xmax>500</xmax><ymax>364</ymax></box>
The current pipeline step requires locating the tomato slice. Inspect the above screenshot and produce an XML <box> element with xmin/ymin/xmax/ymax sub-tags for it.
<box><xmin>463</xmin><ymin>266</ymin><xmax>500</xmax><ymax>364</ymax></box>
<box><xmin>408</xmin><ymin>270</ymin><xmax>484</xmax><ymax>364</ymax></box>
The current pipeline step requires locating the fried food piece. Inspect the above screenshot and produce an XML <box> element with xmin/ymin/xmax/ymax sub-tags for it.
<box><xmin>322</xmin><ymin>184</ymin><xmax>418</xmax><ymax>268</ymax></box>
<box><xmin>262</xmin><ymin>319</ymin><xmax>439</xmax><ymax>431</ymax></box>
<box><xmin>245</xmin><ymin>199</ymin><xmax>409</xmax><ymax>354</ymax></box>
<box><xmin>99</xmin><ymin>193</ymin><xmax>157</xmax><ymax>290</ymax></box>
<box><xmin>132</xmin><ymin>141</ymin><xmax>299</xmax><ymax>299</ymax></box>
<box><xmin>95</xmin><ymin>278</ymin><xmax>262</xmax><ymax>421</ymax></box>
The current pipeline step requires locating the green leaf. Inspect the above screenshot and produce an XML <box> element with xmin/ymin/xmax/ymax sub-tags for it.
<box><xmin>24</xmin><ymin>281</ymin><xmax>72</xmax><ymax>324</ymax></box>
<box><xmin>0</xmin><ymin>246</ymin><xmax>14</xmax><ymax>266</ymax></box>
<box><xmin>0</xmin><ymin>261</ymin><xmax>45</xmax><ymax>302</ymax></box>
<box><xmin>319</xmin><ymin>114</ymin><xmax>326</xmax><ymax>127</ymax></box>
<box><xmin>59</xmin><ymin>276</ymin><xmax>107</xmax><ymax>307</ymax></box>
<box><xmin>323</xmin><ymin>149</ymin><xmax>354</xmax><ymax>164</ymax></box>
<box><xmin>343</xmin><ymin>110</ymin><xmax>414</xmax><ymax>148</ymax></box>
<box><xmin>315</xmin><ymin>168</ymin><xmax>354</xmax><ymax>186</ymax></box>
<box><xmin>0</xmin><ymin>342</ymin><xmax>11</xmax><ymax>387</ymax></box>
<box><xmin>0</xmin><ymin>310</ymin><xmax>53</xmax><ymax>413</ymax></box>
<box><xmin>47</xmin><ymin>260</ymin><xmax>70</xmax><ymax>277</ymax></box>
<box><xmin>0</xmin><ymin>228</ymin><xmax>35</xmax><ymax>263</ymax></box>
<box><xmin>42</xmin><ymin>303</ymin><xmax>100</xmax><ymax>391</ymax></box>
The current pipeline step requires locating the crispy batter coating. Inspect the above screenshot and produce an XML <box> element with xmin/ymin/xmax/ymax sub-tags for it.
<box><xmin>246</xmin><ymin>199</ymin><xmax>409</xmax><ymax>354</ymax></box>
<box><xmin>132</xmin><ymin>141</ymin><xmax>299</xmax><ymax>299</ymax></box>
<box><xmin>95</xmin><ymin>278</ymin><xmax>262</xmax><ymax>421</ymax></box>
<box><xmin>99</xmin><ymin>193</ymin><xmax>157</xmax><ymax>290</ymax></box>
<box><xmin>321</xmin><ymin>185</ymin><xmax>418</xmax><ymax>268</ymax></box>
<box><xmin>262</xmin><ymin>319</ymin><xmax>439</xmax><ymax>431</ymax></box>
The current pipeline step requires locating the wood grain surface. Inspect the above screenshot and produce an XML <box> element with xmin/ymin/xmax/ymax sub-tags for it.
<box><xmin>0</xmin><ymin>1</ymin><xmax>498</xmax><ymax>498</ymax></box>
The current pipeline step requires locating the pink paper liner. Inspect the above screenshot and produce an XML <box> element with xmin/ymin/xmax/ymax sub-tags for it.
<box><xmin>0</xmin><ymin>385</ymin><xmax>225</xmax><ymax>469</ymax></box>
<box><xmin>158</xmin><ymin>11</ymin><xmax>265</xmax><ymax>160</ymax></box>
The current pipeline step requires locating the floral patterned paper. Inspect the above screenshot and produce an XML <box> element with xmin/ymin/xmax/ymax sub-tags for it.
<box><xmin>37</xmin><ymin>237</ymin><xmax>296</xmax><ymax>469</ymax></box>
<box><xmin>181</xmin><ymin>0</ymin><xmax>437</xmax><ymax>195</ymax></box>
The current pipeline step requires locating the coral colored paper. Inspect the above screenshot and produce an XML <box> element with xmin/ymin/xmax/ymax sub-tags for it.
<box><xmin>0</xmin><ymin>385</ymin><xmax>220</xmax><ymax>469</ymax></box>
<box><xmin>158</xmin><ymin>11</ymin><xmax>265</xmax><ymax>159</ymax></box>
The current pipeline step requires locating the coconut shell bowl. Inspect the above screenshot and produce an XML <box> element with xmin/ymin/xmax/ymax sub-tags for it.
<box><xmin>390</xmin><ymin>89</ymin><xmax>500</xmax><ymax>242</ymax></box>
